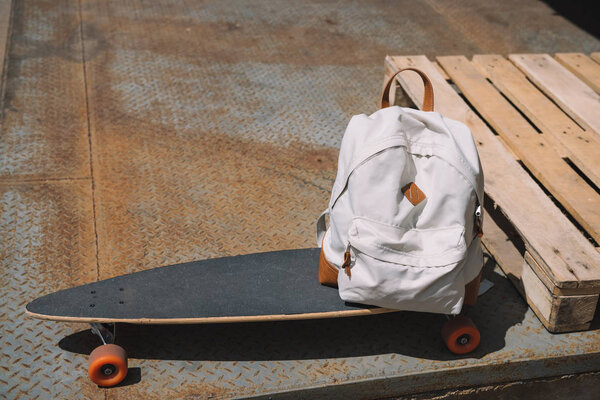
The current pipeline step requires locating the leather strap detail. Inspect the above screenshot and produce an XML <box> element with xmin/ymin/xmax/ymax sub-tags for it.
<box><xmin>380</xmin><ymin>67</ymin><xmax>434</xmax><ymax>111</ymax></box>
<box><xmin>319</xmin><ymin>247</ymin><xmax>339</xmax><ymax>288</ymax></box>
<box><xmin>402</xmin><ymin>182</ymin><xmax>426</xmax><ymax>206</ymax></box>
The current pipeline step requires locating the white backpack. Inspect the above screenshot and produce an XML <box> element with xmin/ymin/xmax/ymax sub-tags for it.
<box><xmin>317</xmin><ymin>68</ymin><xmax>484</xmax><ymax>315</ymax></box>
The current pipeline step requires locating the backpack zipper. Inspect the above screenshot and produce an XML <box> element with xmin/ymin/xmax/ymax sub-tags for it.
<box><xmin>475</xmin><ymin>205</ymin><xmax>483</xmax><ymax>237</ymax></box>
<box><xmin>342</xmin><ymin>245</ymin><xmax>353</xmax><ymax>277</ymax></box>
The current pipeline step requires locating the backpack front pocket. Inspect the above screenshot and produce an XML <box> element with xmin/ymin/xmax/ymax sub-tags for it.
<box><xmin>338</xmin><ymin>217</ymin><xmax>469</xmax><ymax>314</ymax></box>
<box><xmin>348</xmin><ymin>217</ymin><xmax>467</xmax><ymax>268</ymax></box>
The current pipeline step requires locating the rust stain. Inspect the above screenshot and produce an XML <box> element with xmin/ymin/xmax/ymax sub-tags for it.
<box><xmin>0</xmin><ymin>0</ymin><xmax>90</xmax><ymax>181</ymax></box>
<box><xmin>0</xmin><ymin>180</ymin><xmax>97</xmax><ymax>295</ymax></box>
<box><xmin>92</xmin><ymin>119</ymin><xmax>338</xmax><ymax>278</ymax></box>
<box><xmin>79</xmin><ymin>4</ymin><xmax>341</xmax><ymax>279</ymax></box>
<box><xmin>110</xmin><ymin>381</ymin><xmax>234</xmax><ymax>400</ymax></box>
<box><xmin>0</xmin><ymin>180</ymin><xmax>99</xmax><ymax>397</ymax></box>
<box><xmin>7</xmin><ymin>0</ymin><xmax>600</xmax><ymax>398</ymax></box>
<box><xmin>84</xmin><ymin>17</ymin><xmax>390</xmax><ymax>67</ymax></box>
<box><xmin>75</xmin><ymin>0</ymin><xmax>493</xmax><ymax>69</ymax></box>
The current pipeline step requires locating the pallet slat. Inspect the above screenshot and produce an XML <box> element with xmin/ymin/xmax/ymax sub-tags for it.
<box><xmin>555</xmin><ymin>53</ymin><xmax>600</xmax><ymax>94</ymax></box>
<box><xmin>385</xmin><ymin>55</ymin><xmax>600</xmax><ymax>332</ymax></box>
<box><xmin>485</xmin><ymin>190</ymin><xmax>598</xmax><ymax>332</ymax></box>
<box><xmin>385</xmin><ymin>55</ymin><xmax>600</xmax><ymax>292</ymax></box>
<box><xmin>482</xmin><ymin>207</ymin><xmax>597</xmax><ymax>332</ymax></box>
<box><xmin>591</xmin><ymin>53</ymin><xmax>600</xmax><ymax>64</ymax></box>
<box><xmin>481</xmin><ymin>210</ymin><xmax>525</xmax><ymax>290</ymax></box>
<box><xmin>471</xmin><ymin>55</ymin><xmax>600</xmax><ymax>188</ymax></box>
<box><xmin>436</xmin><ymin>55</ymin><xmax>600</xmax><ymax>244</ymax></box>
<box><xmin>385</xmin><ymin>54</ymin><xmax>600</xmax><ymax>332</ymax></box>
<box><xmin>509</xmin><ymin>54</ymin><xmax>600</xmax><ymax>135</ymax></box>
<box><xmin>521</xmin><ymin>253</ymin><xmax>598</xmax><ymax>332</ymax></box>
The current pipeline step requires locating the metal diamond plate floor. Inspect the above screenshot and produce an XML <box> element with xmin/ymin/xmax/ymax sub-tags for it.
<box><xmin>1</xmin><ymin>0</ymin><xmax>600</xmax><ymax>399</ymax></box>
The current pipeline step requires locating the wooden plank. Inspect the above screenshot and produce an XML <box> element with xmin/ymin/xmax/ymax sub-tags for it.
<box><xmin>509</xmin><ymin>54</ymin><xmax>600</xmax><ymax>135</ymax></box>
<box><xmin>521</xmin><ymin>259</ymin><xmax>554</xmax><ymax>327</ymax></box>
<box><xmin>591</xmin><ymin>53</ymin><xmax>600</xmax><ymax>64</ymax></box>
<box><xmin>433</xmin><ymin>61</ymin><xmax>449</xmax><ymax>80</ymax></box>
<box><xmin>472</xmin><ymin>55</ymin><xmax>600</xmax><ymax>188</ymax></box>
<box><xmin>437</xmin><ymin>56</ymin><xmax>600</xmax><ymax>244</ymax></box>
<box><xmin>481</xmin><ymin>209</ymin><xmax>524</xmax><ymax>289</ymax></box>
<box><xmin>555</xmin><ymin>53</ymin><xmax>600</xmax><ymax>94</ymax></box>
<box><xmin>525</xmin><ymin>252</ymin><xmax>599</xmax><ymax>330</ymax></box>
<box><xmin>551</xmin><ymin>293</ymin><xmax>598</xmax><ymax>331</ymax></box>
<box><xmin>484</xmin><ymin>196</ymin><xmax>599</xmax><ymax>297</ymax></box>
<box><xmin>521</xmin><ymin>256</ymin><xmax>598</xmax><ymax>332</ymax></box>
<box><xmin>484</xmin><ymin>204</ymin><xmax>598</xmax><ymax>332</ymax></box>
<box><xmin>524</xmin><ymin>252</ymin><xmax>600</xmax><ymax>297</ymax></box>
<box><xmin>385</xmin><ymin>55</ymin><xmax>600</xmax><ymax>292</ymax></box>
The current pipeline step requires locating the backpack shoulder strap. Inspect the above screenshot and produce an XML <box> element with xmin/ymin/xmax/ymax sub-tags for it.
<box><xmin>316</xmin><ymin>209</ymin><xmax>329</xmax><ymax>246</ymax></box>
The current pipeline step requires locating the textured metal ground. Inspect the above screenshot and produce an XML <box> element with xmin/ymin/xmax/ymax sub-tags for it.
<box><xmin>1</xmin><ymin>0</ymin><xmax>600</xmax><ymax>399</ymax></box>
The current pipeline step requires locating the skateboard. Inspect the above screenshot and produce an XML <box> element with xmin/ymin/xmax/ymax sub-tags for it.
<box><xmin>26</xmin><ymin>248</ymin><xmax>481</xmax><ymax>387</ymax></box>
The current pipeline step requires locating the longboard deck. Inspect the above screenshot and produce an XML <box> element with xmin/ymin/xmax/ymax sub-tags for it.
<box><xmin>26</xmin><ymin>248</ymin><xmax>395</xmax><ymax>324</ymax></box>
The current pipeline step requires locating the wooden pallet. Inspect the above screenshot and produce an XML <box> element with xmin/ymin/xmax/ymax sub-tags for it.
<box><xmin>384</xmin><ymin>54</ymin><xmax>600</xmax><ymax>333</ymax></box>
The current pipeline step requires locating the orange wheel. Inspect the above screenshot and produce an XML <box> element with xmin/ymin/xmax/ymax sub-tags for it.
<box><xmin>88</xmin><ymin>344</ymin><xmax>128</xmax><ymax>387</ymax></box>
<box><xmin>441</xmin><ymin>316</ymin><xmax>480</xmax><ymax>355</ymax></box>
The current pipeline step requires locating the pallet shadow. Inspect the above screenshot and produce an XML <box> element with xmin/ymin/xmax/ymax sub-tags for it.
<box><xmin>543</xmin><ymin>1</ymin><xmax>599</xmax><ymax>38</ymax></box>
<box><xmin>588</xmin><ymin>299</ymin><xmax>600</xmax><ymax>331</ymax></box>
<box><xmin>59</xmin><ymin>258</ymin><xmax>527</xmax><ymax>362</ymax></box>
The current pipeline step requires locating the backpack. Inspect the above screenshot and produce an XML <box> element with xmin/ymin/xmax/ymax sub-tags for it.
<box><xmin>316</xmin><ymin>68</ymin><xmax>484</xmax><ymax>315</ymax></box>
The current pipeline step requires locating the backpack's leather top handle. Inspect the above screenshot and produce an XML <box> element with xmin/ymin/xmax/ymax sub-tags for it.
<box><xmin>380</xmin><ymin>68</ymin><xmax>434</xmax><ymax>112</ymax></box>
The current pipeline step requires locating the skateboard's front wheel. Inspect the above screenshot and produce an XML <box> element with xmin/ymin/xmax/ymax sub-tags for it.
<box><xmin>88</xmin><ymin>344</ymin><xmax>128</xmax><ymax>387</ymax></box>
<box><xmin>441</xmin><ymin>316</ymin><xmax>480</xmax><ymax>355</ymax></box>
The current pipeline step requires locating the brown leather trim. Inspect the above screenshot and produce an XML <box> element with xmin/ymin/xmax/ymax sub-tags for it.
<box><xmin>464</xmin><ymin>271</ymin><xmax>482</xmax><ymax>306</ymax></box>
<box><xmin>380</xmin><ymin>67</ymin><xmax>434</xmax><ymax>111</ymax></box>
<box><xmin>402</xmin><ymin>182</ymin><xmax>426</xmax><ymax>206</ymax></box>
<box><xmin>319</xmin><ymin>247</ymin><xmax>339</xmax><ymax>288</ymax></box>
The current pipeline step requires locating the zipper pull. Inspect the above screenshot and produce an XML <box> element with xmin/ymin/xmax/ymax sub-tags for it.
<box><xmin>475</xmin><ymin>205</ymin><xmax>483</xmax><ymax>237</ymax></box>
<box><xmin>342</xmin><ymin>250</ymin><xmax>352</xmax><ymax>277</ymax></box>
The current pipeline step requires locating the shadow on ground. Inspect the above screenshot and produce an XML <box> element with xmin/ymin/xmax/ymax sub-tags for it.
<box><xmin>543</xmin><ymin>1</ymin><xmax>600</xmax><ymax>39</ymax></box>
<box><xmin>59</xmin><ymin>258</ymin><xmax>527</xmax><ymax>363</ymax></box>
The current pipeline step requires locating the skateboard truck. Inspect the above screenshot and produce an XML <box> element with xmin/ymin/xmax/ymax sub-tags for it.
<box><xmin>90</xmin><ymin>323</ymin><xmax>115</xmax><ymax>345</ymax></box>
